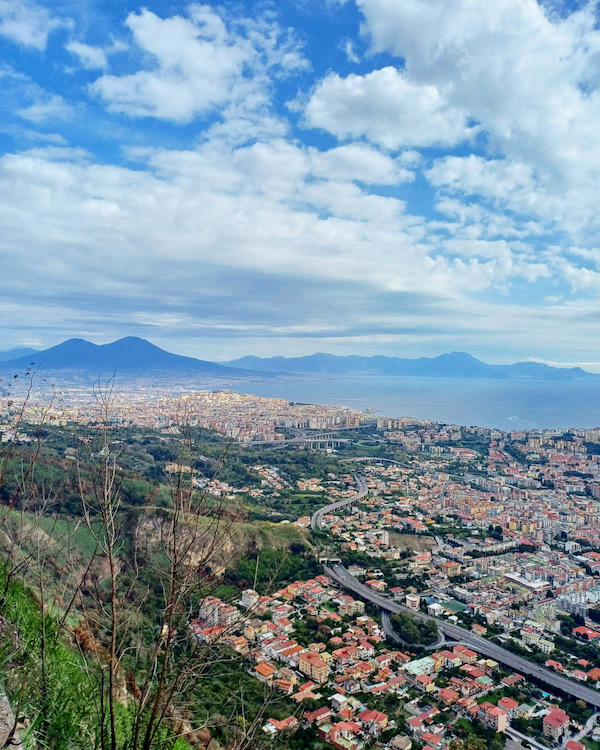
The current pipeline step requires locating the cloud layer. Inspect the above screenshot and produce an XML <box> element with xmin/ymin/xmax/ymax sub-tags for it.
<box><xmin>0</xmin><ymin>0</ymin><xmax>599</xmax><ymax>362</ymax></box>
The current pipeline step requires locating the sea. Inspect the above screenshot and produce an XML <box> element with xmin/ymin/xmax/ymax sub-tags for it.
<box><xmin>234</xmin><ymin>376</ymin><xmax>600</xmax><ymax>431</ymax></box>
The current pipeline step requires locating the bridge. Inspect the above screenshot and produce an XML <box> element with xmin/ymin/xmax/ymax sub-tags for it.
<box><xmin>309</xmin><ymin>478</ymin><xmax>600</xmax><ymax>709</ymax></box>
<box><xmin>250</xmin><ymin>422</ymin><xmax>377</xmax><ymax>449</ymax></box>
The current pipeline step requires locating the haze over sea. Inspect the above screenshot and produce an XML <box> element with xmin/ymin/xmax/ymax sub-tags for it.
<box><xmin>235</xmin><ymin>376</ymin><xmax>600</xmax><ymax>431</ymax></box>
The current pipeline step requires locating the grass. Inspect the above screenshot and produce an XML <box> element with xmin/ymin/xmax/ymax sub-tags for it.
<box><xmin>35</xmin><ymin>514</ymin><xmax>101</xmax><ymax>556</ymax></box>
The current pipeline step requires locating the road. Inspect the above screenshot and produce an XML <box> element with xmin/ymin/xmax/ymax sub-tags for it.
<box><xmin>505</xmin><ymin>726</ymin><xmax>550</xmax><ymax>750</ymax></box>
<box><xmin>310</xmin><ymin>474</ymin><xmax>369</xmax><ymax>530</ymax></box>
<box><xmin>324</xmin><ymin>562</ymin><xmax>600</xmax><ymax>709</ymax></box>
<box><xmin>381</xmin><ymin>608</ymin><xmax>406</xmax><ymax>645</ymax></box>
<box><xmin>309</xmin><ymin>459</ymin><xmax>600</xmax><ymax>708</ymax></box>
<box><xmin>252</xmin><ymin>423</ymin><xmax>376</xmax><ymax>448</ymax></box>
<box><xmin>562</xmin><ymin>711</ymin><xmax>600</xmax><ymax>747</ymax></box>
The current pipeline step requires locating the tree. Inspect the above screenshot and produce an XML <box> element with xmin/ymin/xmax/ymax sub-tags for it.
<box><xmin>0</xmin><ymin>375</ymin><xmax>284</xmax><ymax>749</ymax></box>
<box><xmin>389</xmin><ymin>611</ymin><xmax>438</xmax><ymax>645</ymax></box>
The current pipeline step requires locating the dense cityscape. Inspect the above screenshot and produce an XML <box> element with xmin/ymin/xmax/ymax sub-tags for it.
<box><xmin>2</xmin><ymin>382</ymin><xmax>600</xmax><ymax>750</ymax></box>
<box><xmin>3</xmin><ymin>0</ymin><xmax>600</xmax><ymax>748</ymax></box>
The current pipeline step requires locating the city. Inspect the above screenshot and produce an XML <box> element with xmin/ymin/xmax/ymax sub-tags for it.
<box><xmin>2</xmin><ymin>0</ymin><xmax>600</xmax><ymax>747</ymax></box>
<box><xmin>3</xmin><ymin>384</ymin><xmax>600</xmax><ymax>750</ymax></box>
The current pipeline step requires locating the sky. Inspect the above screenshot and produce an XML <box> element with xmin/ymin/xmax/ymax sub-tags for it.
<box><xmin>2</xmin><ymin>0</ymin><xmax>600</xmax><ymax>368</ymax></box>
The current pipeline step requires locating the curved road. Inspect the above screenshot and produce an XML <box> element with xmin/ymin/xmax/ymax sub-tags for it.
<box><xmin>310</xmin><ymin>474</ymin><xmax>369</xmax><ymax>530</ymax></box>
<box><xmin>309</xmin><ymin>459</ymin><xmax>600</xmax><ymax>707</ymax></box>
<box><xmin>324</xmin><ymin>562</ymin><xmax>600</xmax><ymax>709</ymax></box>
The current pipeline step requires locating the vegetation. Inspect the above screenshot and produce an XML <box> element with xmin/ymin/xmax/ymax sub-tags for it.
<box><xmin>389</xmin><ymin>611</ymin><xmax>439</xmax><ymax>645</ymax></box>
<box><xmin>452</xmin><ymin>719</ymin><xmax>505</xmax><ymax>750</ymax></box>
<box><xmin>0</xmin><ymin>374</ymin><xmax>296</xmax><ymax>749</ymax></box>
<box><xmin>226</xmin><ymin>546</ymin><xmax>320</xmax><ymax>592</ymax></box>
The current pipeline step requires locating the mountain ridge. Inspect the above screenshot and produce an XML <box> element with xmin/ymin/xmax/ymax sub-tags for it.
<box><xmin>0</xmin><ymin>337</ymin><xmax>267</xmax><ymax>379</ymax></box>
<box><xmin>0</xmin><ymin>346</ymin><xmax>38</xmax><ymax>362</ymax></box>
<box><xmin>1</xmin><ymin>339</ymin><xmax>597</xmax><ymax>382</ymax></box>
<box><xmin>226</xmin><ymin>350</ymin><xmax>600</xmax><ymax>381</ymax></box>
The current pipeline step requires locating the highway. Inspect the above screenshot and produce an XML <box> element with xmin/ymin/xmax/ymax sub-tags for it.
<box><xmin>309</xmin><ymin>457</ymin><xmax>600</xmax><ymax>707</ymax></box>
<box><xmin>310</xmin><ymin>474</ymin><xmax>369</xmax><ymax>530</ymax></box>
<box><xmin>323</xmin><ymin>562</ymin><xmax>600</xmax><ymax>709</ymax></box>
<box><xmin>341</xmin><ymin>457</ymin><xmax>413</xmax><ymax>469</ymax></box>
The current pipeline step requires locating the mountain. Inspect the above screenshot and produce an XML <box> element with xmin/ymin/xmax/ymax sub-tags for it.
<box><xmin>226</xmin><ymin>351</ymin><xmax>600</xmax><ymax>381</ymax></box>
<box><xmin>0</xmin><ymin>347</ymin><xmax>38</xmax><ymax>361</ymax></box>
<box><xmin>0</xmin><ymin>337</ymin><xmax>267</xmax><ymax>379</ymax></box>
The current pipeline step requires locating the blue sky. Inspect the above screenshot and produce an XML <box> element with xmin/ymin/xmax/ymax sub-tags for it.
<box><xmin>1</xmin><ymin>0</ymin><xmax>600</xmax><ymax>368</ymax></box>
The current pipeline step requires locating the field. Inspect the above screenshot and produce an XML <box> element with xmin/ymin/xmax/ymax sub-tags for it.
<box><xmin>389</xmin><ymin>532</ymin><xmax>436</xmax><ymax>551</ymax></box>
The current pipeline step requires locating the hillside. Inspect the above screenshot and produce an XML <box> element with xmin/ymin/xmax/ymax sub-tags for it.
<box><xmin>227</xmin><ymin>350</ymin><xmax>600</xmax><ymax>381</ymax></box>
<box><xmin>0</xmin><ymin>422</ymin><xmax>316</xmax><ymax>750</ymax></box>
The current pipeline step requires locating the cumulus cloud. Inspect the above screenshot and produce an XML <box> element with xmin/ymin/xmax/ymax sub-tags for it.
<box><xmin>17</xmin><ymin>93</ymin><xmax>73</xmax><ymax>123</ymax></box>
<box><xmin>342</xmin><ymin>39</ymin><xmax>360</xmax><ymax>63</ymax></box>
<box><xmin>65</xmin><ymin>40</ymin><xmax>127</xmax><ymax>70</ymax></box>
<box><xmin>2</xmin><ymin>0</ymin><xmax>600</xmax><ymax>361</ymax></box>
<box><xmin>309</xmin><ymin>143</ymin><xmax>414</xmax><ymax>184</ymax></box>
<box><xmin>304</xmin><ymin>67</ymin><xmax>475</xmax><ymax>149</ymax></box>
<box><xmin>2</xmin><ymin>135</ymin><xmax>595</xmax><ymax>357</ymax></box>
<box><xmin>427</xmin><ymin>156</ymin><xmax>535</xmax><ymax>200</ymax></box>
<box><xmin>353</xmin><ymin>0</ymin><xmax>600</xmax><ymax>235</ymax></box>
<box><xmin>91</xmin><ymin>6</ymin><xmax>308</xmax><ymax>123</ymax></box>
<box><xmin>0</xmin><ymin>0</ymin><xmax>70</xmax><ymax>49</ymax></box>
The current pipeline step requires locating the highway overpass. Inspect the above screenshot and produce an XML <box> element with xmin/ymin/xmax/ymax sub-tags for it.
<box><xmin>251</xmin><ymin>422</ymin><xmax>376</xmax><ymax>448</ymax></box>
<box><xmin>324</xmin><ymin>561</ymin><xmax>600</xmax><ymax>709</ymax></box>
<box><xmin>310</xmin><ymin>474</ymin><xmax>369</xmax><ymax>530</ymax></box>
<box><xmin>309</xmin><ymin>461</ymin><xmax>600</xmax><ymax>707</ymax></box>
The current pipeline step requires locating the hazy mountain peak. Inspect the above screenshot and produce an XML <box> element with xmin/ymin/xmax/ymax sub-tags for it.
<box><xmin>0</xmin><ymin>337</ymin><xmax>269</xmax><ymax>379</ymax></box>
<box><xmin>226</xmin><ymin>351</ymin><xmax>599</xmax><ymax>381</ymax></box>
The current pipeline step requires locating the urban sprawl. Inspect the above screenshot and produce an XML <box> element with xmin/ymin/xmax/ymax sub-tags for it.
<box><xmin>3</xmin><ymin>386</ymin><xmax>600</xmax><ymax>750</ymax></box>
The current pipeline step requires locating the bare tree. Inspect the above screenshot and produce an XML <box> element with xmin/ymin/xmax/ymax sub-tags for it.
<box><xmin>72</xmin><ymin>378</ymin><xmax>286</xmax><ymax>750</ymax></box>
<box><xmin>0</xmin><ymin>373</ymin><xmax>293</xmax><ymax>750</ymax></box>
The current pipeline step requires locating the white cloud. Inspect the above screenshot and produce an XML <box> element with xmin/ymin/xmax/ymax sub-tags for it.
<box><xmin>0</xmin><ymin>0</ymin><xmax>70</xmax><ymax>49</ymax></box>
<box><xmin>2</xmin><ymin>0</ymin><xmax>600</xmax><ymax>361</ymax></box>
<box><xmin>91</xmin><ymin>6</ymin><xmax>307</xmax><ymax>124</ymax></box>
<box><xmin>66</xmin><ymin>41</ymin><xmax>108</xmax><ymax>70</ymax></box>
<box><xmin>304</xmin><ymin>67</ymin><xmax>475</xmax><ymax>149</ymax></box>
<box><xmin>354</xmin><ymin>0</ymin><xmax>600</xmax><ymax>236</ymax></box>
<box><xmin>0</xmin><ymin>141</ymin><xmax>588</xmax><ymax>351</ymax></box>
<box><xmin>343</xmin><ymin>39</ymin><xmax>360</xmax><ymax>63</ymax></box>
<box><xmin>434</xmin><ymin>197</ymin><xmax>544</xmax><ymax>241</ymax></box>
<box><xmin>309</xmin><ymin>143</ymin><xmax>414</xmax><ymax>184</ymax></box>
<box><xmin>4</xmin><ymin>145</ymin><xmax>600</xmax><ymax>360</ymax></box>
<box><xmin>426</xmin><ymin>156</ymin><xmax>535</xmax><ymax>201</ymax></box>
<box><xmin>397</xmin><ymin>150</ymin><xmax>423</xmax><ymax>168</ymax></box>
<box><xmin>17</xmin><ymin>94</ymin><xmax>72</xmax><ymax>123</ymax></box>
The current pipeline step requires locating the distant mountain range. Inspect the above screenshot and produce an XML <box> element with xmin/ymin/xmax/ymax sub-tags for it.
<box><xmin>1</xmin><ymin>339</ymin><xmax>597</xmax><ymax>383</ymax></box>
<box><xmin>227</xmin><ymin>351</ymin><xmax>600</xmax><ymax>381</ymax></box>
<box><xmin>0</xmin><ymin>347</ymin><xmax>38</xmax><ymax>361</ymax></box>
<box><xmin>0</xmin><ymin>337</ymin><xmax>265</xmax><ymax>379</ymax></box>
